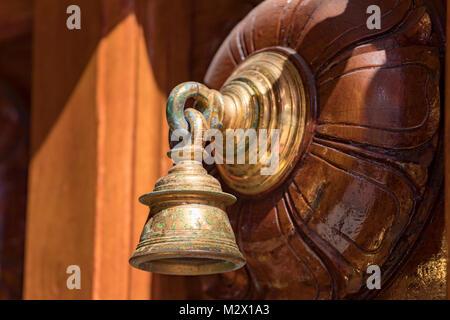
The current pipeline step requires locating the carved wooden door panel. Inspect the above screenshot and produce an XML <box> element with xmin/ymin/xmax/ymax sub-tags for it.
<box><xmin>191</xmin><ymin>0</ymin><xmax>446</xmax><ymax>299</ymax></box>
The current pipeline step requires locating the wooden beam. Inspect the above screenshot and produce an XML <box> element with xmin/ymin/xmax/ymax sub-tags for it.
<box><xmin>24</xmin><ymin>0</ymin><xmax>255</xmax><ymax>300</ymax></box>
<box><xmin>446</xmin><ymin>0</ymin><xmax>450</xmax><ymax>301</ymax></box>
<box><xmin>138</xmin><ymin>0</ymin><xmax>195</xmax><ymax>300</ymax></box>
<box><xmin>0</xmin><ymin>0</ymin><xmax>32</xmax><ymax>43</ymax></box>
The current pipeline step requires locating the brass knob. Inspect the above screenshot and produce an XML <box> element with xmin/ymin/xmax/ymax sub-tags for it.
<box><xmin>130</xmin><ymin>50</ymin><xmax>306</xmax><ymax>275</ymax></box>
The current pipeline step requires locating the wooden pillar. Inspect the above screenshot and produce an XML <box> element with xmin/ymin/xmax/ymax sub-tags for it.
<box><xmin>446</xmin><ymin>1</ymin><xmax>450</xmax><ymax>300</ymax></box>
<box><xmin>23</xmin><ymin>0</ymin><xmax>163</xmax><ymax>299</ymax></box>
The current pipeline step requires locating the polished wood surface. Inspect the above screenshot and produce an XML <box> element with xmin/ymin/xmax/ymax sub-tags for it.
<box><xmin>378</xmin><ymin>197</ymin><xmax>446</xmax><ymax>299</ymax></box>
<box><xmin>201</xmin><ymin>0</ymin><xmax>445</xmax><ymax>299</ymax></box>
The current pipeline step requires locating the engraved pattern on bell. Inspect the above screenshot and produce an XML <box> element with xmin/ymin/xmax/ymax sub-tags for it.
<box><xmin>129</xmin><ymin>108</ymin><xmax>246</xmax><ymax>275</ymax></box>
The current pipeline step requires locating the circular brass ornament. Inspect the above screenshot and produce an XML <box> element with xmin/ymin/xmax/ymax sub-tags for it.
<box><xmin>216</xmin><ymin>51</ymin><xmax>309</xmax><ymax>195</ymax></box>
<box><xmin>129</xmin><ymin>159</ymin><xmax>246</xmax><ymax>275</ymax></box>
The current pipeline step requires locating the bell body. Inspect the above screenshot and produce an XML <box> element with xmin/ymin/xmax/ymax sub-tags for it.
<box><xmin>129</xmin><ymin>159</ymin><xmax>246</xmax><ymax>275</ymax></box>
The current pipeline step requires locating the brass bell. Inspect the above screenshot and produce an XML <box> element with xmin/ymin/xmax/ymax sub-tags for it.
<box><xmin>129</xmin><ymin>107</ymin><xmax>246</xmax><ymax>275</ymax></box>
